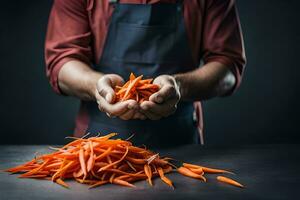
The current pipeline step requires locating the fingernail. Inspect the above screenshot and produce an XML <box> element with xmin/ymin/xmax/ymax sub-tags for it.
<box><xmin>106</xmin><ymin>93</ymin><xmax>112</xmax><ymax>102</ymax></box>
<box><xmin>156</xmin><ymin>96</ymin><xmax>163</xmax><ymax>103</ymax></box>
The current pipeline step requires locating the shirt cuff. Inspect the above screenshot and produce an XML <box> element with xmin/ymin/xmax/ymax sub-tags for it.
<box><xmin>49</xmin><ymin>56</ymin><xmax>91</xmax><ymax>95</ymax></box>
<box><xmin>205</xmin><ymin>56</ymin><xmax>243</xmax><ymax>96</ymax></box>
<box><xmin>49</xmin><ymin>57</ymin><xmax>74</xmax><ymax>95</ymax></box>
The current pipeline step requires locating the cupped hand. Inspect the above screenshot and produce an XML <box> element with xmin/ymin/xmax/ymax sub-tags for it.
<box><xmin>139</xmin><ymin>75</ymin><xmax>181</xmax><ymax>120</ymax></box>
<box><xmin>95</xmin><ymin>74</ymin><xmax>145</xmax><ymax>120</ymax></box>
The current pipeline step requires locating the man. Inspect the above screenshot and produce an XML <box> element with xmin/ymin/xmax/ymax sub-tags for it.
<box><xmin>45</xmin><ymin>0</ymin><xmax>246</xmax><ymax>147</ymax></box>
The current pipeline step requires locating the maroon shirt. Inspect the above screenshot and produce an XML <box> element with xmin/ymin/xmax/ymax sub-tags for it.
<box><xmin>45</xmin><ymin>0</ymin><xmax>246</xmax><ymax>137</ymax></box>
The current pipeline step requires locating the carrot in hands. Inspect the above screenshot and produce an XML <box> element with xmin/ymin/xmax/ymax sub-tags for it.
<box><xmin>114</xmin><ymin>73</ymin><xmax>159</xmax><ymax>103</ymax></box>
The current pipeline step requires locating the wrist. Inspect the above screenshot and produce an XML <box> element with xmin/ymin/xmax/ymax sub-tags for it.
<box><xmin>173</xmin><ymin>74</ymin><xmax>186</xmax><ymax>101</ymax></box>
<box><xmin>85</xmin><ymin>71</ymin><xmax>103</xmax><ymax>101</ymax></box>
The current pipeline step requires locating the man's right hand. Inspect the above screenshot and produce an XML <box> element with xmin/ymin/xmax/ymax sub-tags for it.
<box><xmin>95</xmin><ymin>74</ymin><xmax>145</xmax><ymax>120</ymax></box>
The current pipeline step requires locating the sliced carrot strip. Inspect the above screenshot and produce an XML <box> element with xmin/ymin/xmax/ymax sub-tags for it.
<box><xmin>217</xmin><ymin>176</ymin><xmax>244</xmax><ymax>188</ymax></box>
<box><xmin>87</xmin><ymin>141</ymin><xmax>95</xmax><ymax>172</ymax></box>
<box><xmin>95</xmin><ymin>147</ymin><xmax>112</xmax><ymax>161</ymax></box>
<box><xmin>112</xmin><ymin>179</ymin><xmax>136</xmax><ymax>188</ymax></box>
<box><xmin>157</xmin><ymin>167</ymin><xmax>174</xmax><ymax>188</ymax></box>
<box><xmin>183</xmin><ymin>163</ymin><xmax>233</xmax><ymax>174</ymax></box>
<box><xmin>89</xmin><ymin>181</ymin><xmax>108</xmax><ymax>189</ymax></box>
<box><xmin>79</xmin><ymin>148</ymin><xmax>87</xmax><ymax>178</ymax></box>
<box><xmin>177</xmin><ymin>167</ymin><xmax>206</xmax><ymax>182</ymax></box>
<box><xmin>188</xmin><ymin>167</ymin><xmax>204</xmax><ymax>175</ymax></box>
<box><xmin>144</xmin><ymin>164</ymin><xmax>153</xmax><ymax>186</ymax></box>
<box><xmin>56</xmin><ymin>178</ymin><xmax>69</xmax><ymax>188</ymax></box>
<box><xmin>98</xmin><ymin>146</ymin><xmax>129</xmax><ymax>172</ymax></box>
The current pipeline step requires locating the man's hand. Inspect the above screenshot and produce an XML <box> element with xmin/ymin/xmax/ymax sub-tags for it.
<box><xmin>95</xmin><ymin>74</ymin><xmax>145</xmax><ymax>120</ymax></box>
<box><xmin>140</xmin><ymin>75</ymin><xmax>181</xmax><ymax>120</ymax></box>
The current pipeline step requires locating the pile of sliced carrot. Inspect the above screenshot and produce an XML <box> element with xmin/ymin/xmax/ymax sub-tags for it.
<box><xmin>114</xmin><ymin>73</ymin><xmax>159</xmax><ymax>103</ymax></box>
<box><xmin>4</xmin><ymin>133</ymin><xmax>244</xmax><ymax>189</ymax></box>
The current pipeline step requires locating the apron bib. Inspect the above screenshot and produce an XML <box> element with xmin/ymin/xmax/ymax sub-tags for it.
<box><xmin>87</xmin><ymin>0</ymin><xmax>199</xmax><ymax>148</ymax></box>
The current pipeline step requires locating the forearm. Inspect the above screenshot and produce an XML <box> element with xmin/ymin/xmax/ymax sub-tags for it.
<box><xmin>174</xmin><ymin>62</ymin><xmax>236</xmax><ymax>101</ymax></box>
<box><xmin>58</xmin><ymin>60</ymin><xmax>103</xmax><ymax>101</ymax></box>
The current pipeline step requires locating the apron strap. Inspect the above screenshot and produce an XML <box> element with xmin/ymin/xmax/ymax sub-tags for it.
<box><xmin>109</xmin><ymin>0</ymin><xmax>183</xmax><ymax>4</ymax></box>
<box><xmin>194</xmin><ymin>101</ymin><xmax>204</xmax><ymax>145</ymax></box>
<box><xmin>109</xmin><ymin>0</ymin><xmax>119</xmax><ymax>4</ymax></box>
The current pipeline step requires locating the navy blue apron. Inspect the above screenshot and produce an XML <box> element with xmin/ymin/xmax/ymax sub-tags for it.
<box><xmin>87</xmin><ymin>0</ymin><xmax>199</xmax><ymax>148</ymax></box>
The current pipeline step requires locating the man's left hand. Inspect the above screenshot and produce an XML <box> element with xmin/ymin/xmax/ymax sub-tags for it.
<box><xmin>140</xmin><ymin>75</ymin><xmax>181</xmax><ymax>120</ymax></box>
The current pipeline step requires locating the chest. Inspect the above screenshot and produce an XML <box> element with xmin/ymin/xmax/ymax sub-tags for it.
<box><xmin>87</xmin><ymin>0</ymin><xmax>205</xmax><ymax>63</ymax></box>
<box><xmin>87</xmin><ymin>0</ymin><xmax>204</xmax><ymax>28</ymax></box>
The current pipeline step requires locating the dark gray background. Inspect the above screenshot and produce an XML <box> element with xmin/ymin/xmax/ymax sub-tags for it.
<box><xmin>0</xmin><ymin>0</ymin><xmax>299</xmax><ymax>145</ymax></box>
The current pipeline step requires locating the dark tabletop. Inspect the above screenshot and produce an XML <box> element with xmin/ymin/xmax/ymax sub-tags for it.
<box><xmin>0</xmin><ymin>144</ymin><xmax>299</xmax><ymax>200</ymax></box>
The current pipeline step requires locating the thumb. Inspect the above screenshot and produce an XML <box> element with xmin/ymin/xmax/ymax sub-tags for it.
<box><xmin>105</xmin><ymin>92</ymin><xmax>113</xmax><ymax>103</ymax></box>
<box><xmin>102</xmin><ymin>86</ymin><xmax>115</xmax><ymax>103</ymax></box>
<box><xmin>97</xmin><ymin>79</ymin><xmax>115</xmax><ymax>104</ymax></box>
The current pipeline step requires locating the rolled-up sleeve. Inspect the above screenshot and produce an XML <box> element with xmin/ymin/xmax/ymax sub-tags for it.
<box><xmin>201</xmin><ymin>0</ymin><xmax>246</xmax><ymax>94</ymax></box>
<box><xmin>45</xmin><ymin>0</ymin><xmax>92</xmax><ymax>94</ymax></box>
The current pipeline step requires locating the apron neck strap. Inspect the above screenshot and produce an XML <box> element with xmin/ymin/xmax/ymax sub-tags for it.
<box><xmin>109</xmin><ymin>0</ymin><xmax>184</xmax><ymax>4</ymax></box>
<box><xmin>109</xmin><ymin>0</ymin><xmax>119</xmax><ymax>4</ymax></box>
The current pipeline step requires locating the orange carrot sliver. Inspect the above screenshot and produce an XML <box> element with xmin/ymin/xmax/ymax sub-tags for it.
<box><xmin>113</xmin><ymin>179</ymin><xmax>136</xmax><ymax>188</ymax></box>
<box><xmin>217</xmin><ymin>176</ymin><xmax>244</xmax><ymax>188</ymax></box>
<box><xmin>144</xmin><ymin>164</ymin><xmax>153</xmax><ymax>186</ymax></box>
<box><xmin>89</xmin><ymin>181</ymin><xmax>108</xmax><ymax>189</ymax></box>
<box><xmin>177</xmin><ymin>167</ymin><xmax>206</xmax><ymax>182</ymax></box>
<box><xmin>56</xmin><ymin>178</ymin><xmax>69</xmax><ymax>188</ymax></box>
<box><xmin>79</xmin><ymin>148</ymin><xmax>87</xmax><ymax>177</ymax></box>
<box><xmin>183</xmin><ymin>163</ymin><xmax>233</xmax><ymax>174</ymax></box>
<box><xmin>158</xmin><ymin>167</ymin><xmax>174</xmax><ymax>188</ymax></box>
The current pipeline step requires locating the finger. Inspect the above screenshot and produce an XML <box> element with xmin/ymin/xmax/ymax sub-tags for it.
<box><xmin>133</xmin><ymin>112</ymin><xmax>147</xmax><ymax>120</ymax></box>
<box><xmin>97</xmin><ymin>95</ymin><xmax>137</xmax><ymax>117</ymax></box>
<box><xmin>140</xmin><ymin>100</ymin><xmax>177</xmax><ymax>117</ymax></box>
<box><xmin>119</xmin><ymin>109</ymin><xmax>135</xmax><ymax>120</ymax></box>
<box><xmin>96</xmin><ymin>90</ymin><xmax>139</xmax><ymax>112</ymax></box>
<box><xmin>149</xmin><ymin>84</ymin><xmax>177</xmax><ymax>104</ymax></box>
<box><xmin>108</xmin><ymin>74</ymin><xmax>124</xmax><ymax>87</ymax></box>
<box><xmin>98</xmin><ymin>100</ymin><xmax>128</xmax><ymax>117</ymax></box>
<box><xmin>97</xmin><ymin>75</ymin><xmax>124</xmax><ymax>103</ymax></box>
<box><xmin>106</xmin><ymin>112</ymin><xmax>116</xmax><ymax>118</ymax></box>
<box><xmin>97</xmin><ymin>79</ymin><xmax>116</xmax><ymax>103</ymax></box>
